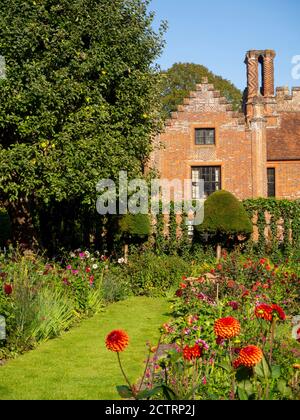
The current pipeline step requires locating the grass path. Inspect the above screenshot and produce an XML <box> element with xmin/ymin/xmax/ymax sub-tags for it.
<box><xmin>0</xmin><ymin>297</ymin><xmax>169</xmax><ymax>400</ymax></box>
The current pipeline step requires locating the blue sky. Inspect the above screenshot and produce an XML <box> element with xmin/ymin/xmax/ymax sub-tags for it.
<box><xmin>149</xmin><ymin>0</ymin><xmax>300</xmax><ymax>91</ymax></box>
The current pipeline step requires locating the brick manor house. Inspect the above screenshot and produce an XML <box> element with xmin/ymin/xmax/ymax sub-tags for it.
<box><xmin>150</xmin><ymin>50</ymin><xmax>300</xmax><ymax>200</ymax></box>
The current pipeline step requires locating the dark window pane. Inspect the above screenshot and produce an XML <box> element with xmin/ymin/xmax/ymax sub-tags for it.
<box><xmin>267</xmin><ymin>168</ymin><xmax>276</xmax><ymax>197</ymax></box>
<box><xmin>192</xmin><ymin>166</ymin><xmax>221</xmax><ymax>199</ymax></box>
<box><xmin>195</xmin><ymin>128</ymin><xmax>215</xmax><ymax>145</ymax></box>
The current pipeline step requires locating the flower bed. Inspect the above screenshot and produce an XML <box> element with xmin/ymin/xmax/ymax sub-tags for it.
<box><xmin>109</xmin><ymin>256</ymin><xmax>300</xmax><ymax>400</ymax></box>
<box><xmin>0</xmin><ymin>249</ymin><xmax>108</xmax><ymax>358</ymax></box>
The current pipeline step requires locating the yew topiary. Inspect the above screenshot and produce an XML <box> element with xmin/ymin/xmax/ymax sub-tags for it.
<box><xmin>119</xmin><ymin>214</ymin><xmax>151</xmax><ymax>238</ymax></box>
<box><xmin>119</xmin><ymin>213</ymin><xmax>151</xmax><ymax>262</ymax></box>
<box><xmin>195</xmin><ymin>190</ymin><xmax>253</xmax><ymax>259</ymax></box>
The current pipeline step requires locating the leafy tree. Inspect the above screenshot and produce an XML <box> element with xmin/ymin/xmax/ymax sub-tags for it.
<box><xmin>195</xmin><ymin>190</ymin><xmax>253</xmax><ymax>260</ymax></box>
<box><xmin>0</xmin><ymin>0</ymin><xmax>165</xmax><ymax>249</ymax></box>
<box><xmin>161</xmin><ymin>63</ymin><xmax>242</xmax><ymax>116</ymax></box>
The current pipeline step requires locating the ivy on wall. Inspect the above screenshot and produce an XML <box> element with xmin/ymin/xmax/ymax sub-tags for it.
<box><xmin>243</xmin><ymin>198</ymin><xmax>300</xmax><ymax>255</ymax></box>
<box><xmin>153</xmin><ymin>199</ymin><xmax>300</xmax><ymax>257</ymax></box>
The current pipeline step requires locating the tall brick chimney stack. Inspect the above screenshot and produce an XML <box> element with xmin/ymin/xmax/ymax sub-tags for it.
<box><xmin>262</xmin><ymin>50</ymin><xmax>276</xmax><ymax>97</ymax></box>
<box><xmin>245</xmin><ymin>50</ymin><xmax>276</xmax><ymax>120</ymax></box>
<box><xmin>246</xmin><ymin>50</ymin><xmax>259</xmax><ymax>99</ymax></box>
<box><xmin>244</xmin><ymin>50</ymin><xmax>276</xmax><ymax>198</ymax></box>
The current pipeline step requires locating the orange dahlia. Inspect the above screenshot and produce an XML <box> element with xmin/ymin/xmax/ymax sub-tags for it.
<box><xmin>105</xmin><ymin>330</ymin><xmax>129</xmax><ymax>353</ymax></box>
<box><xmin>255</xmin><ymin>304</ymin><xmax>273</xmax><ymax>322</ymax></box>
<box><xmin>234</xmin><ymin>345</ymin><xmax>263</xmax><ymax>368</ymax></box>
<box><xmin>183</xmin><ymin>344</ymin><xmax>202</xmax><ymax>361</ymax></box>
<box><xmin>214</xmin><ymin>317</ymin><xmax>241</xmax><ymax>340</ymax></box>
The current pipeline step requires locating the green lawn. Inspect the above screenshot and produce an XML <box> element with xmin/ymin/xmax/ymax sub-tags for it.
<box><xmin>0</xmin><ymin>297</ymin><xmax>169</xmax><ymax>400</ymax></box>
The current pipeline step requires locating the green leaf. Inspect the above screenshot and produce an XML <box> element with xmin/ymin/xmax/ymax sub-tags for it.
<box><xmin>238</xmin><ymin>387</ymin><xmax>249</xmax><ymax>401</ymax></box>
<box><xmin>116</xmin><ymin>385</ymin><xmax>133</xmax><ymax>399</ymax></box>
<box><xmin>161</xmin><ymin>385</ymin><xmax>178</xmax><ymax>401</ymax></box>
<box><xmin>277</xmin><ymin>380</ymin><xmax>293</xmax><ymax>399</ymax></box>
<box><xmin>271</xmin><ymin>365</ymin><xmax>281</xmax><ymax>380</ymax></box>
<box><xmin>237</xmin><ymin>378</ymin><xmax>254</xmax><ymax>400</ymax></box>
<box><xmin>255</xmin><ymin>355</ymin><xmax>271</xmax><ymax>379</ymax></box>
<box><xmin>136</xmin><ymin>386</ymin><xmax>163</xmax><ymax>400</ymax></box>
<box><xmin>218</xmin><ymin>361</ymin><xmax>232</xmax><ymax>373</ymax></box>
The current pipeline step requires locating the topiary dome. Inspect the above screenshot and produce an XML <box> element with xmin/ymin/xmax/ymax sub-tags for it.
<box><xmin>119</xmin><ymin>214</ymin><xmax>151</xmax><ymax>237</ymax></box>
<box><xmin>195</xmin><ymin>190</ymin><xmax>253</xmax><ymax>235</ymax></box>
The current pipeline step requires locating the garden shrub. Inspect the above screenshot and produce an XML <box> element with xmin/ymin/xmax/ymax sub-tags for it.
<box><xmin>197</xmin><ymin>190</ymin><xmax>253</xmax><ymax>235</ymax></box>
<box><xmin>102</xmin><ymin>266</ymin><xmax>132</xmax><ymax>303</ymax></box>
<box><xmin>124</xmin><ymin>252</ymin><xmax>190</xmax><ymax>297</ymax></box>
<box><xmin>195</xmin><ymin>190</ymin><xmax>253</xmax><ymax>259</ymax></box>
<box><xmin>119</xmin><ymin>214</ymin><xmax>151</xmax><ymax>237</ymax></box>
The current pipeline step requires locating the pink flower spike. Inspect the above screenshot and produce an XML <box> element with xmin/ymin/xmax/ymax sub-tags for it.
<box><xmin>66</xmin><ymin>265</ymin><xmax>72</xmax><ymax>270</ymax></box>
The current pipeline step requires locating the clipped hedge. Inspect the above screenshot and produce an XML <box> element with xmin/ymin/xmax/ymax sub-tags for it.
<box><xmin>196</xmin><ymin>190</ymin><xmax>253</xmax><ymax>235</ymax></box>
<box><xmin>119</xmin><ymin>213</ymin><xmax>151</xmax><ymax>237</ymax></box>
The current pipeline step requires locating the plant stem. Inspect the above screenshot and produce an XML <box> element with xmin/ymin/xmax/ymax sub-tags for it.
<box><xmin>117</xmin><ymin>352</ymin><xmax>136</xmax><ymax>397</ymax></box>
<box><xmin>269</xmin><ymin>318</ymin><xmax>276</xmax><ymax>365</ymax></box>
<box><xmin>228</xmin><ymin>340</ymin><xmax>235</xmax><ymax>400</ymax></box>
<box><xmin>137</xmin><ymin>350</ymin><xmax>151</xmax><ymax>394</ymax></box>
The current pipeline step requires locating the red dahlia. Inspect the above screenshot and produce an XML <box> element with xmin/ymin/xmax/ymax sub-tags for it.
<box><xmin>255</xmin><ymin>303</ymin><xmax>286</xmax><ymax>322</ymax></box>
<box><xmin>3</xmin><ymin>284</ymin><xmax>13</xmax><ymax>295</ymax></box>
<box><xmin>271</xmin><ymin>304</ymin><xmax>286</xmax><ymax>321</ymax></box>
<box><xmin>105</xmin><ymin>330</ymin><xmax>129</xmax><ymax>353</ymax></box>
<box><xmin>183</xmin><ymin>344</ymin><xmax>202</xmax><ymax>361</ymax></box>
<box><xmin>255</xmin><ymin>304</ymin><xmax>273</xmax><ymax>322</ymax></box>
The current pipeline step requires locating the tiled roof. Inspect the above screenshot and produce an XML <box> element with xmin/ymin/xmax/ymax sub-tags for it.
<box><xmin>267</xmin><ymin>112</ymin><xmax>300</xmax><ymax>161</ymax></box>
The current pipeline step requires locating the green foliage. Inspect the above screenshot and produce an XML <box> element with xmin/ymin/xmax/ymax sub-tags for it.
<box><xmin>166</xmin><ymin>202</ymin><xmax>177</xmax><ymax>255</ymax></box>
<box><xmin>102</xmin><ymin>266</ymin><xmax>132</xmax><ymax>302</ymax></box>
<box><xmin>0</xmin><ymin>250</ymin><xmax>106</xmax><ymax>356</ymax></box>
<box><xmin>122</xmin><ymin>251</ymin><xmax>190</xmax><ymax>296</ymax></box>
<box><xmin>197</xmin><ymin>190</ymin><xmax>253</xmax><ymax>235</ymax></box>
<box><xmin>0</xmin><ymin>0</ymin><xmax>166</xmax><ymax>246</ymax></box>
<box><xmin>0</xmin><ymin>208</ymin><xmax>11</xmax><ymax>246</ymax></box>
<box><xmin>161</xmin><ymin>62</ymin><xmax>242</xmax><ymax>116</ymax></box>
<box><xmin>119</xmin><ymin>214</ymin><xmax>151</xmax><ymax>237</ymax></box>
<box><xmin>27</xmin><ymin>288</ymin><xmax>74</xmax><ymax>343</ymax></box>
<box><xmin>243</xmin><ymin>198</ymin><xmax>300</xmax><ymax>257</ymax></box>
<box><xmin>155</xmin><ymin>201</ymin><xmax>167</xmax><ymax>255</ymax></box>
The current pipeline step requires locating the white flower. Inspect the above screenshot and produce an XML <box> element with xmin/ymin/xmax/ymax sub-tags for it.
<box><xmin>90</xmin><ymin>257</ymin><xmax>95</xmax><ymax>262</ymax></box>
<box><xmin>70</xmin><ymin>252</ymin><xmax>76</xmax><ymax>258</ymax></box>
<box><xmin>118</xmin><ymin>258</ymin><xmax>125</xmax><ymax>264</ymax></box>
<box><xmin>85</xmin><ymin>251</ymin><xmax>91</xmax><ymax>258</ymax></box>
<box><xmin>92</xmin><ymin>264</ymin><xmax>98</xmax><ymax>270</ymax></box>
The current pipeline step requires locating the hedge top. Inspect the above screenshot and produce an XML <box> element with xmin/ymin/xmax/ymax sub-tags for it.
<box><xmin>119</xmin><ymin>214</ymin><xmax>151</xmax><ymax>237</ymax></box>
<box><xmin>197</xmin><ymin>190</ymin><xmax>253</xmax><ymax>235</ymax></box>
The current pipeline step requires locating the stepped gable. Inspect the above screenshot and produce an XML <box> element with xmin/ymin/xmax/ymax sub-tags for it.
<box><xmin>164</xmin><ymin>77</ymin><xmax>245</xmax><ymax>131</ymax></box>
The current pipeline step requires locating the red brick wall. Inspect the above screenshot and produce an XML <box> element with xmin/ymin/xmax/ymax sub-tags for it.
<box><xmin>267</xmin><ymin>161</ymin><xmax>300</xmax><ymax>199</ymax></box>
<box><xmin>150</xmin><ymin>76</ymin><xmax>300</xmax><ymax>201</ymax></box>
<box><xmin>151</xmin><ymin>82</ymin><xmax>253</xmax><ymax>200</ymax></box>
